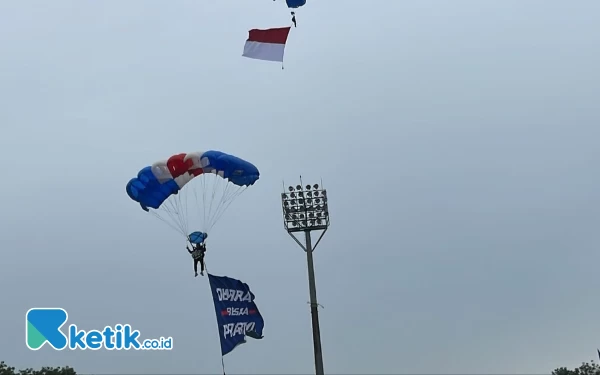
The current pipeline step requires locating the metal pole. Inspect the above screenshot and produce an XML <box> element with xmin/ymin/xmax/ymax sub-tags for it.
<box><xmin>305</xmin><ymin>230</ymin><xmax>324</xmax><ymax>375</ymax></box>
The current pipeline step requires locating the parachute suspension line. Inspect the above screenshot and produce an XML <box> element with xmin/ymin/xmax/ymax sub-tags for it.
<box><xmin>210</xmin><ymin>177</ymin><xmax>229</xmax><ymax>231</ymax></box>
<box><xmin>201</xmin><ymin>264</ymin><xmax>225</xmax><ymax>375</ymax></box>
<box><xmin>176</xmin><ymin>185</ymin><xmax>189</xmax><ymax>235</ymax></box>
<box><xmin>183</xmin><ymin>189</ymin><xmax>191</xmax><ymax>235</ymax></box>
<box><xmin>171</xmin><ymin>197</ymin><xmax>185</xmax><ymax>228</ymax></box>
<box><xmin>149</xmin><ymin>173</ymin><xmax>251</xmax><ymax>240</ymax></box>
<box><xmin>203</xmin><ymin>179</ymin><xmax>246</xmax><ymax>234</ymax></box>
<box><xmin>207</xmin><ymin>179</ymin><xmax>235</xmax><ymax>231</ymax></box>
<box><xmin>191</xmin><ymin>182</ymin><xmax>205</xmax><ymax>241</ymax></box>
<box><xmin>149</xmin><ymin>210</ymin><xmax>186</xmax><ymax>237</ymax></box>
<box><xmin>206</xmin><ymin>186</ymin><xmax>248</xmax><ymax>233</ymax></box>
<box><xmin>182</xmin><ymin>182</ymin><xmax>190</xmax><ymax>235</ymax></box>
<box><xmin>156</xmin><ymin>201</ymin><xmax>176</xmax><ymax>226</ymax></box>
<box><xmin>160</xmin><ymin>196</ymin><xmax>187</xmax><ymax>237</ymax></box>
<box><xmin>198</xmin><ymin>173</ymin><xmax>214</xmax><ymax>234</ymax></box>
<box><xmin>158</xmin><ymin>202</ymin><xmax>185</xmax><ymax>235</ymax></box>
<box><xmin>150</xmin><ymin>186</ymin><xmax>196</xmax><ymax>239</ymax></box>
<box><xmin>206</xmin><ymin>173</ymin><xmax>221</xmax><ymax>231</ymax></box>
<box><xmin>198</xmin><ymin>175</ymin><xmax>209</xmax><ymax>234</ymax></box>
<box><xmin>200</xmin><ymin>174</ymin><xmax>241</xmax><ymax>234</ymax></box>
<box><xmin>172</xmin><ymin>192</ymin><xmax>187</xmax><ymax>236</ymax></box>
<box><xmin>197</xmin><ymin>175</ymin><xmax>204</xmax><ymax>234</ymax></box>
<box><xmin>202</xmin><ymin>174</ymin><xmax>208</xmax><ymax>231</ymax></box>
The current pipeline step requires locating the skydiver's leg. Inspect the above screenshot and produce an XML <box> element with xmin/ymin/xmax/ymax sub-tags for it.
<box><xmin>194</xmin><ymin>259</ymin><xmax>199</xmax><ymax>277</ymax></box>
<box><xmin>199</xmin><ymin>256</ymin><xmax>205</xmax><ymax>276</ymax></box>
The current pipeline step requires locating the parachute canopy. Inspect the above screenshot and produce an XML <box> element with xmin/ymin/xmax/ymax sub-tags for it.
<box><xmin>127</xmin><ymin>150</ymin><xmax>259</xmax><ymax>212</ymax></box>
<box><xmin>126</xmin><ymin>150</ymin><xmax>259</xmax><ymax>238</ymax></box>
<box><xmin>286</xmin><ymin>0</ymin><xmax>306</xmax><ymax>8</ymax></box>
<box><xmin>189</xmin><ymin>231</ymin><xmax>207</xmax><ymax>244</ymax></box>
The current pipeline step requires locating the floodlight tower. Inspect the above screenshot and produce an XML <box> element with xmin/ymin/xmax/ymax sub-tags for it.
<box><xmin>281</xmin><ymin>180</ymin><xmax>330</xmax><ymax>375</ymax></box>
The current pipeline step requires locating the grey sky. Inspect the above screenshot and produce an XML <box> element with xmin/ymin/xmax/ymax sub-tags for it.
<box><xmin>1</xmin><ymin>0</ymin><xmax>599</xmax><ymax>373</ymax></box>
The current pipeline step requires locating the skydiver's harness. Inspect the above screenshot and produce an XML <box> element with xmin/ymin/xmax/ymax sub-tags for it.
<box><xmin>190</xmin><ymin>249</ymin><xmax>205</xmax><ymax>260</ymax></box>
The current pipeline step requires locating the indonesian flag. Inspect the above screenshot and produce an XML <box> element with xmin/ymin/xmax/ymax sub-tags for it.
<box><xmin>242</xmin><ymin>27</ymin><xmax>291</xmax><ymax>63</ymax></box>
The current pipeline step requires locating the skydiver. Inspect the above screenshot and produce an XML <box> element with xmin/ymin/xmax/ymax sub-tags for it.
<box><xmin>187</xmin><ymin>242</ymin><xmax>206</xmax><ymax>277</ymax></box>
<box><xmin>291</xmin><ymin>11</ymin><xmax>296</xmax><ymax>27</ymax></box>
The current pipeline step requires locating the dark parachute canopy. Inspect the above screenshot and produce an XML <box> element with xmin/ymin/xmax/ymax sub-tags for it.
<box><xmin>286</xmin><ymin>0</ymin><xmax>306</xmax><ymax>8</ymax></box>
<box><xmin>273</xmin><ymin>0</ymin><xmax>306</xmax><ymax>10</ymax></box>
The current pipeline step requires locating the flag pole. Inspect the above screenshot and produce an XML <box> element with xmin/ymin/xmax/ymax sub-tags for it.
<box><xmin>204</xmin><ymin>266</ymin><xmax>226</xmax><ymax>375</ymax></box>
<box><xmin>282</xmin><ymin>21</ymin><xmax>294</xmax><ymax>70</ymax></box>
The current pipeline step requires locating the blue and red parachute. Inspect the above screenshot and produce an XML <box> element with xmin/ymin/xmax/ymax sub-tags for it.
<box><xmin>126</xmin><ymin>150</ymin><xmax>259</xmax><ymax>242</ymax></box>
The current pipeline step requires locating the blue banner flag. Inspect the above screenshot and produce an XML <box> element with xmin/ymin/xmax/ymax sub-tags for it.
<box><xmin>208</xmin><ymin>273</ymin><xmax>264</xmax><ymax>356</ymax></box>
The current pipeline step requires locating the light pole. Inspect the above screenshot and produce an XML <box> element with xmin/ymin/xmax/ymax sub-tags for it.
<box><xmin>281</xmin><ymin>180</ymin><xmax>330</xmax><ymax>375</ymax></box>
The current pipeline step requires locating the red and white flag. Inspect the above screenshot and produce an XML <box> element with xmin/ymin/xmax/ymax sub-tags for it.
<box><xmin>242</xmin><ymin>27</ymin><xmax>291</xmax><ymax>63</ymax></box>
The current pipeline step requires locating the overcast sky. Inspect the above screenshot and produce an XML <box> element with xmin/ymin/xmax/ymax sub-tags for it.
<box><xmin>1</xmin><ymin>0</ymin><xmax>599</xmax><ymax>374</ymax></box>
